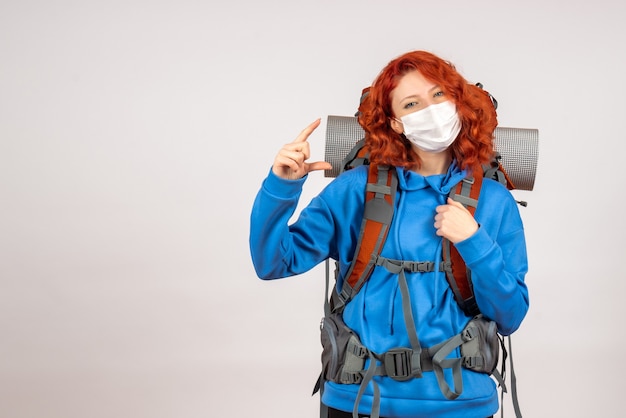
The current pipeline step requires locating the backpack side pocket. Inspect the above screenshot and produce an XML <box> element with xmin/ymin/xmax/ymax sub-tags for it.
<box><xmin>460</xmin><ymin>316</ymin><xmax>500</xmax><ymax>374</ymax></box>
<box><xmin>320</xmin><ymin>312</ymin><xmax>366</xmax><ymax>384</ymax></box>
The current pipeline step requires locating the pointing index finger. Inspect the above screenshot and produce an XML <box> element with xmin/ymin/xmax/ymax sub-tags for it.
<box><xmin>293</xmin><ymin>118</ymin><xmax>322</xmax><ymax>144</ymax></box>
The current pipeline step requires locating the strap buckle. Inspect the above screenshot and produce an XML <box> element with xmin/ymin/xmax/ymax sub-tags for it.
<box><xmin>406</xmin><ymin>261</ymin><xmax>435</xmax><ymax>273</ymax></box>
<box><xmin>463</xmin><ymin>356</ymin><xmax>484</xmax><ymax>369</ymax></box>
<box><xmin>339</xmin><ymin>370</ymin><xmax>363</xmax><ymax>384</ymax></box>
<box><xmin>383</xmin><ymin>347</ymin><xmax>422</xmax><ymax>381</ymax></box>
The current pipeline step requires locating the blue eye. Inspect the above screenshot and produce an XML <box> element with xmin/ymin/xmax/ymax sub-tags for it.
<box><xmin>434</xmin><ymin>91</ymin><xmax>444</xmax><ymax>98</ymax></box>
<box><xmin>404</xmin><ymin>101</ymin><xmax>418</xmax><ymax>109</ymax></box>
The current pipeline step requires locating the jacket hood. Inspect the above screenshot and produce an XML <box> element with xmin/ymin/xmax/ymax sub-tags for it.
<box><xmin>395</xmin><ymin>161</ymin><xmax>467</xmax><ymax>195</ymax></box>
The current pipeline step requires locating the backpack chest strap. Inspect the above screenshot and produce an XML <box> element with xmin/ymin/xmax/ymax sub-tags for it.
<box><xmin>374</xmin><ymin>256</ymin><xmax>447</xmax><ymax>273</ymax></box>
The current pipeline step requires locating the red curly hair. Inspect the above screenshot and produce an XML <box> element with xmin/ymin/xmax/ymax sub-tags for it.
<box><xmin>357</xmin><ymin>50</ymin><xmax>498</xmax><ymax>171</ymax></box>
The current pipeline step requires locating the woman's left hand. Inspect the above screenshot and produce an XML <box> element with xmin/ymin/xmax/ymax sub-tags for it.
<box><xmin>434</xmin><ymin>198</ymin><xmax>479</xmax><ymax>243</ymax></box>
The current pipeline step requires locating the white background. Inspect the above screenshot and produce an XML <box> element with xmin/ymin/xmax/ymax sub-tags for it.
<box><xmin>1</xmin><ymin>1</ymin><xmax>625</xmax><ymax>417</ymax></box>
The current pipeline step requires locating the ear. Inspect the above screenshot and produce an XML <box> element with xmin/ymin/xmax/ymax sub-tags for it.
<box><xmin>390</xmin><ymin>117</ymin><xmax>404</xmax><ymax>134</ymax></box>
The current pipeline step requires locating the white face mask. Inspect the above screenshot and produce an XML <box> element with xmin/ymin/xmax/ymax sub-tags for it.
<box><xmin>397</xmin><ymin>101</ymin><xmax>462</xmax><ymax>153</ymax></box>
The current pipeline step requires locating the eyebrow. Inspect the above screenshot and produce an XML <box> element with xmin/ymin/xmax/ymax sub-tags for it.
<box><xmin>400</xmin><ymin>85</ymin><xmax>442</xmax><ymax>102</ymax></box>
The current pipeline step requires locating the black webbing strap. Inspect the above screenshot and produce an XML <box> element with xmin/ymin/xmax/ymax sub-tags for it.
<box><xmin>342</xmin><ymin>138</ymin><xmax>369</xmax><ymax>172</ymax></box>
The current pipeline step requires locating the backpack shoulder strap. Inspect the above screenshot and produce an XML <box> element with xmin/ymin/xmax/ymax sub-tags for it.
<box><xmin>443</xmin><ymin>167</ymin><xmax>484</xmax><ymax>317</ymax></box>
<box><xmin>332</xmin><ymin>164</ymin><xmax>397</xmax><ymax>313</ymax></box>
<box><xmin>483</xmin><ymin>152</ymin><xmax>516</xmax><ymax>190</ymax></box>
<box><xmin>341</xmin><ymin>138</ymin><xmax>369</xmax><ymax>172</ymax></box>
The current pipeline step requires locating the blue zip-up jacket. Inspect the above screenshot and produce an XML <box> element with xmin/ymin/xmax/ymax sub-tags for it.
<box><xmin>250</xmin><ymin>162</ymin><xmax>529</xmax><ymax>418</ymax></box>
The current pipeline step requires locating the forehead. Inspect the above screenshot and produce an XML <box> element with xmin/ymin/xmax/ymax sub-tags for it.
<box><xmin>391</xmin><ymin>70</ymin><xmax>438</xmax><ymax>100</ymax></box>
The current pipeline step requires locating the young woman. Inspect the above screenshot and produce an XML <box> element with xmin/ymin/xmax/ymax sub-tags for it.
<box><xmin>250</xmin><ymin>50</ymin><xmax>529</xmax><ymax>418</ymax></box>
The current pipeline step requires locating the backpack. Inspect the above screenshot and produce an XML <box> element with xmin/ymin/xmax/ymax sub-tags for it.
<box><xmin>315</xmin><ymin>87</ymin><xmax>538</xmax><ymax>418</ymax></box>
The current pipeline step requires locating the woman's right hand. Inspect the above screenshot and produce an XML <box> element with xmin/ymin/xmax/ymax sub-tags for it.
<box><xmin>272</xmin><ymin>118</ymin><xmax>333</xmax><ymax>180</ymax></box>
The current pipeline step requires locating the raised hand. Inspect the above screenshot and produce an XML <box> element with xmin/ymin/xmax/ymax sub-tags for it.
<box><xmin>272</xmin><ymin>118</ymin><xmax>333</xmax><ymax>180</ymax></box>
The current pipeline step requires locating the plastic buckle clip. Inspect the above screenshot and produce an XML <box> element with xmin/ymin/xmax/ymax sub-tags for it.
<box><xmin>406</xmin><ymin>261</ymin><xmax>434</xmax><ymax>273</ymax></box>
<box><xmin>384</xmin><ymin>348</ymin><xmax>421</xmax><ymax>381</ymax></box>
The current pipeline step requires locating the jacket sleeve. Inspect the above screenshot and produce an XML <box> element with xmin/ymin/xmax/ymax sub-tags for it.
<box><xmin>249</xmin><ymin>169</ymin><xmax>336</xmax><ymax>280</ymax></box>
<box><xmin>453</xmin><ymin>182</ymin><xmax>530</xmax><ymax>335</ymax></box>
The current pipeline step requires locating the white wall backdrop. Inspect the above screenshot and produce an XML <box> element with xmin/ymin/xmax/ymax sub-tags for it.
<box><xmin>1</xmin><ymin>1</ymin><xmax>624</xmax><ymax>417</ymax></box>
